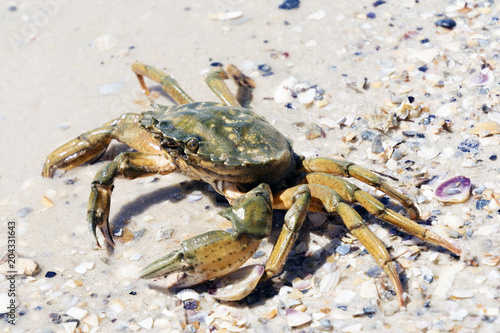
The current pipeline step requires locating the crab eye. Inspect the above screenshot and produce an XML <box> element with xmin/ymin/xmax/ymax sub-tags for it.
<box><xmin>186</xmin><ymin>138</ymin><xmax>199</xmax><ymax>153</ymax></box>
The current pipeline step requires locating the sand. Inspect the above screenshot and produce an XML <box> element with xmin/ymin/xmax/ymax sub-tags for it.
<box><xmin>1</xmin><ymin>1</ymin><xmax>499</xmax><ymax>332</ymax></box>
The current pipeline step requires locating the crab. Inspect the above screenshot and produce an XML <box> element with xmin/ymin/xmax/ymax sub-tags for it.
<box><xmin>43</xmin><ymin>62</ymin><xmax>461</xmax><ymax>306</ymax></box>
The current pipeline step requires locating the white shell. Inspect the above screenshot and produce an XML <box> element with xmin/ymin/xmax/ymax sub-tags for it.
<box><xmin>319</xmin><ymin>271</ymin><xmax>340</xmax><ymax>293</ymax></box>
<box><xmin>286</xmin><ymin>308</ymin><xmax>312</xmax><ymax>327</ymax></box>
<box><xmin>176</xmin><ymin>289</ymin><xmax>200</xmax><ymax>302</ymax></box>
<box><xmin>208</xmin><ymin>265</ymin><xmax>264</xmax><ymax>301</ymax></box>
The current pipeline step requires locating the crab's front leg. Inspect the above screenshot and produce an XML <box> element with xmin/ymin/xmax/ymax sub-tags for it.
<box><xmin>88</xmin><ymin>152</ymin><xmax>177</xmax><ymax>247</ymax></box>
<box><xmin>139</xmin><ymin>184</ymin><xmax>273</xmax><ymax>295</ymax></box>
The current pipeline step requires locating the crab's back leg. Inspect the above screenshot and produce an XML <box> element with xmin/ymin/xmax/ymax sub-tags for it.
<box><xmin>275</xmin><ymin>184</ymin><xmax>405</xmax><ymax>307</ymax></box>
<box><xmin>131</xmin><ymin>62</ymin><xmax>195</xmax><ymax>105</ymax></box>
<box><xmin>88</xmin><ymin>152</ymin><xmax>177</xmax><ymax>247</ymax></box>
<box><xmin>300</xmin><ymin>157</ymin><xmax>420</xmax><ymax>220</ymax></box>
<box><xmin>42</xmin><ymin>113</ymin><xmax>162</xmax><ymax>178</ymax></box>
<box><xmin>261</xmin><ymin>185</ymin><xmax>311</xmax><ymax>281</ymax></box>
<box><xmin>205</xmin><ymin>65</ymin><xmax>255</xmax><ymax>108</ymax></box>
<box><xmin>302</xmin><ymin>173</ymin><xmax>460</xmax><ymax>256</ymax></box>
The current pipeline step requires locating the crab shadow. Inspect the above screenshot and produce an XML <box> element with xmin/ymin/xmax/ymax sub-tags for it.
<box><xmin>109</xmin><ymin>179</ymin><xmax>225</xmax><ymax>231</ymax></box>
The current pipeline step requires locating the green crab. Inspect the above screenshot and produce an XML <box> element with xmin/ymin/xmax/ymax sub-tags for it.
<box><xmin>43</xmin><ymin>62</ymin><xmax>460</xmax><ymax>306</ymax></box>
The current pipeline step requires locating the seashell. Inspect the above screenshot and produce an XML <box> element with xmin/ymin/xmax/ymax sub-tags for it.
<box><xmin>109</xmin><ymin>299</ymin><xmax>125</xmax><ymax>313</ymax></box>
<box><xmin>286</xmin><ymin>307</ymin><xmax>312</xmax><ymax>327</ymax></box>
<box><xmin>176</xmin><ymin>289</ymin><xmax>200</xmax><ymax>302</ymax></box>
<box><xmin>99</xmin><ymin>82</ymin><xmax>124</xmax><ymax>96</ymax></box>
<box><xmin>297</xmin><ymin>88</ymin><xmax>316</xmax><ymax>104</ymax></box>
<box><xmin>208</xmin><ymin>265</ymin><xmax>265</xmax><ymax>301</ymax></box>
<box><xmin>469</xmin><ymin>121</ymin><xmax>500</xmax><ymax>136</ymax></box>
<box><xmin>472</xmin><ymin>69</ymin><xmax>495</xmax><ymax>86</ymax></box>
<box><xmin>260</xmin><ymin>307</ymin><xmax>278</xmax><ymax>319</ymax></box>
<box><xmin>274</xmin><ymin>76</ymin><xmax>298</xmax><ymax>104</ymax></box>
<box><xmin>319</xmin><ymin>271</ymin><xmax>340</xmax><ymax>292</ymax></box>
<box><xmin>66</xmin><ymin>307</ymin><xmax>88</xmax><ymax>320</ymax></box>
<box><xmin>434</xmin><ymin>176</ymin><xmax>471</xmax><ymax>203</ymax></box>
<box><xmin>209</xmin><ymin>11</ymin><xmax>243</xmax><ymax>21</ymax></box>
<box><xmin>292</xmin><ymin>277</ymin><xmax>312</xmax><ymax>291</ymax></box>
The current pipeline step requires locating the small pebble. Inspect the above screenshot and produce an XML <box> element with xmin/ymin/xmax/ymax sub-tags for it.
<box><xmin>476</xmin><ymin>199</ymin><xmax>490</xmax><ymax>210</ymax></box>
<box><xmin>156</xmin><ymin>228</ymin><xmax>174</xmax><ymax>241</ymax></box>
<box><xmin>308</xmin><ymin>212</ymin><xmax>327</xmax><ymax>227</ymax></box>
<box><xmin>17</xmin><ymin>207</ymin><xmax>33</xmax><ymax>218</ymax></box>
<box><xmin>457</xmin><ymin>138</ymin><xmax>480</xmax><ymax>154</ymax></box>
<box><xmin>423</xmin><ymin>274</ymin><xmax>434</xmax><ymax>283</ymax></box>
<box><xmin>435</xmin><ymin>18</ymin><xmax>457</xmax><ymax>29</ymax></box>
<box><xmin>252</xmin><ymin>250</ymin><xmax>266</xmax><ymax>259</ymax></box>
<box><xmin>371</xmin><ymin>135</ymin><xmax>384</xmax><ymax>153</ymax></box>
<box><xmin>363</xmin><ymin>307</ymin><xmax>376</xmax><ymax>317</ymax></box>
<box><xmin>472</xmin><ymin>185</ymin><xmax>486</xmax><ymax>195</ymax></box>
<box><xmin>373</xmin><ymin>0</ymin><xmax>386</xmax><ymax>7</ymax></box>
<box><xmin>58</xmin><ymin>122</ymin><xmax>71</xmax><ymax>130</ymax></box>
<box><xmin>49</xmin><ymin>313</ymin><xmax>60</xmax><ymax>322</ymax></box>
<box><xmin>361</xmin><ymin>130</ymin><xmax>376</xmax><ymax>141</ymax></box>
<box><xmin>279</xmin><ymin>0</ymin><xmax>300</xmax><ymax>10</ymax></box>
<box><xmin>45</xmin><ymin>271</ymin><xmax>56</xmax><ymax>278</ymax></box>
<box><xmin>366</xmin><ymin>266</ymin><xmax>383</xmax><ymax>278</ymax></box>
<box><xmin>319</xmin><ymin>319</ymin><xmax>333</xmax><ymax>330</ymax></box>
<box><xmin>335</xmin><ymin>244</ymin><xmax>351</xmax><ymax>255</ymax></box>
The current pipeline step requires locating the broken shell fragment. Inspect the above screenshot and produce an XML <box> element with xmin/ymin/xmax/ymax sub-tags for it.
<box><xmin>208</xmin><ymin>265</ymin><xmax>265</xmax><ymax>301</ymax></box>
<box><xmin>434</xmin><ymin>176</ymin><xmax>471</xmax><ymax>203</ymax></box>
<box><xmin>469</xmin><ymin>121</ymin><xmax>500</xmax><ymax>136</ymax></box>
<box><xmin>286</xmin><ymin>307</ymin><xmax>312</xmax><ymax>327</ymax></box>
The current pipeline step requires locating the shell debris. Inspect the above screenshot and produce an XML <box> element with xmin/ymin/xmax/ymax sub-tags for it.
<box><xmin>434</xmin><ymin>176</ymin><xmax>471</xmax><ymax>203</ymax></box>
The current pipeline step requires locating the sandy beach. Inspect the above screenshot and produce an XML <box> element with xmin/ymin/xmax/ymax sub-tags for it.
<box><xmin>1</xmin><ymin>1</ymin><xmax>499</xmax><ymax>332</ymax></box>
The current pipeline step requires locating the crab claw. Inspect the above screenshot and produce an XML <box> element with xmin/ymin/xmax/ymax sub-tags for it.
<box><xmin>139</xmin><ymin>184</ymin><xmax>273</xmax><ymax>295</ymax></box>
<box><xmin>87</xmin><ymin>181</ymin><xmax>115</xmax><ymax>248</ymax></box>
<box><xmin>138</xmin><ymin>228</ymin><xmax>262</xmax><ymax>286</ymax></box>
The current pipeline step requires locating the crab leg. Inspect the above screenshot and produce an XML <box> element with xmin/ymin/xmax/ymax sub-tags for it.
<box><xmin>139</xmin><ymin>184</ymin><xmax>273</xmax><ymax>289</ymax></box>
<box><xmin>42</xmin><ymin>113</ymin><xmax>162</xmax><ymax>178</ymax></box>
<box><xmin>262</xmin><ymin>185</ymin><xmax>311</xmax><ymax>281</ymax></box>
<box><xmin>205</xmin><ymin>65</ymin><xmax>255</xmax><ymax>108</ymax></box>
<box><xmin>131</xmin><ymin>62</ymin><xmax>195</xmax><ymax>105</ymax></box>
<box><xmin>301</xmin><ymin>173</ymin><xmax>461</xmax><ymax>256</ymax></box>
<box><xmin>300</xmin><ymin>157</ymin><xmax>420</xmax><ymax>220</ymax></box>
<box><xmin>275</xmin><ymin>184</ymin><xmax>405</xmax><ymax>306</ymax></box>
<box><xmin>88</xmin><ymin>152</ymin><xmax>177</xmax><ymax>247</ymax></box>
